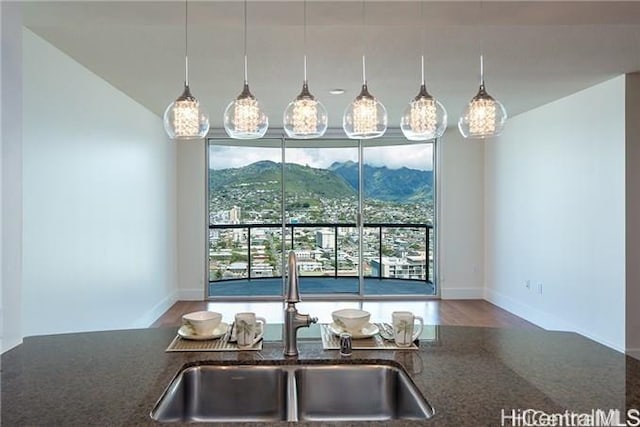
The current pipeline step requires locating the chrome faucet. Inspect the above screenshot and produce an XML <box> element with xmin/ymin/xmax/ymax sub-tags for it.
<box><xmin>284</xmin><ymin>251</ymin><xmax>317</xmax><ymax>357</ymax></box>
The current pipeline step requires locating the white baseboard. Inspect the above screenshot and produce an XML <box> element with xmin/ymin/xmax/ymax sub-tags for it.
<box><xmin>484</xmin><ymin>288</ymin><xmax>624</xmax><ymax>353</ymax></box>
<box><xmin>1</xmin><ymin>336</ymin><xmax>22</xmax><ymax>354</ymax></box>
<box><xmin>134</xmin><ymin>291</ymin><xmax>179</xmax><ymax>328</ymax></box>
<box><xmin>627</xmin><ymin>348</ymin><xmax>640</xmax><ymax>360</ymax></box>
<box><xmin>0</xmin><ymin>307</ymin><xmax>24</xmax><ymax>353</ymax></box>
<box><xmin>440</xmin><ymin>287</ymin><xmax>484</xmax><ymax>299</ymax></box>
<box><xmin>178</xmin><ymin>288</ymin><xmax>205</xmax><ymax>301</ymax></box>
<box><xmin>484</xmin><ymin>287</ymin><xmax>560</xmax><ymax>329</ymax></box>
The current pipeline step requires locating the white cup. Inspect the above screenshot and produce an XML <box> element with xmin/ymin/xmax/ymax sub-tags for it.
<box><xmin>392</xmin><ymin>311</ymin><xmax>424</xmax><ymax>347</ymax></box>
<box><xmin>182</xmin><ymin>311</ymin><xmax>222</xmax><ymax>336</ymax></box>
<box><xmin>234</xmin><ymin>312</ymin><xmax>266</xmax><ymax>348</ymax></box>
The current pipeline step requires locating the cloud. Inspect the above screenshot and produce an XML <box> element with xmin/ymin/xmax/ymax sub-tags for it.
<box><xmin>209</xmin><ymin>146</ymin><xmax>281</xmax><ymax>170</ymax></box>
<box><xmin>209</xmin><ymin>144</ymin><xmax>433</xmax><ymax>171</ymax></box>
<box><xmin>363</xmin><ymin>145</ymin><xmax>433</xmax><ymax>171</ymax></box>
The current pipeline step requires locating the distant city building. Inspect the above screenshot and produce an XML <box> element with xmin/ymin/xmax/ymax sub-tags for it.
<box><xmin>370</xmin><ymin>256</ymin><xmax>426</xmax><ymax>280</ymax></box>
<box><xmin>294</xmin><ymin>250</ymin><xmax>312</xmax><ymax>260</ymax></box>
<box><xmin>315</xmin><ymin>229</ymin><xmax>335</xmax><ymax>249</ymax></box>
<box><xmin>226</xmin><ymin>262</ymin><xmax>248</xmax><ymax>277</ymax></box>
<box><xmin>229</xmin><ymin>206</ymin><xmax>241</xmax><ymax>224</ymax></box>
<box><xmin>251</xmin><ymin>263</ymin><xmax>274</xmax><ymax>278</ymax></box>
<box><xmin>252</xmin><ymin>229</ymin><xmax>267</xmax><ymax>241</ymax></box>
<box><xmin>232</xmin><ymin>229</ymin><xmax>244</xmax><ymax>243</ymax></box>
<box><xmin>312</xmin><ymin>249</ymin><xmax>324</xmax><ymax>260</ymax></box>
<box><xmin>298</xmin><ymin>261</ymin><xmax>323</xmax><ymax>272</ymax></box>
<box><xmin>209</xmin><ymin>249</ymin><xmax>232</xmax><ymax>258</ymax></box>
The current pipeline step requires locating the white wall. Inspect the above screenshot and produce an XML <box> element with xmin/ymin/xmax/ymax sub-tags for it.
<box><xmin>484</xmin><ymin>76</ymin><xmax>626</xmax><ymax>351</ymax></box>
<box><xmin>1</xmin><ymin>3</ymin><xmax>23</xmax><ymax>353</ymax></box>
<box><xmin>177</xmin><ymin>142</ymin><xmax>206</xmax><ymax>300</ymax></box>
<box><xmin>437</xmin><ymin>131</ymin><xmax>485</xmax><ymax>299</ymax></box>
<box><xmin>626</xmin><ymin>73</ymin><xmax>640</xmax><ymax>359</ymax></box>
<box><xmin>22</xmin><ymin>29</ymin><xmax>178</xmax><ymax>336</ymax></box>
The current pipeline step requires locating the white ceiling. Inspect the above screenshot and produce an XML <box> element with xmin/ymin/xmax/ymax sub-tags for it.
<box><xmin>22</xmin><ymin>1</ymin><xmax>640</xmax><ymax>130</ymax></box>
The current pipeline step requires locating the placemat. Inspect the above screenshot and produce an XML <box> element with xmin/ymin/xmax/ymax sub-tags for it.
<box><xmin>320</xmin><ymin>323</ymin><xmax>418</xmax><ymax>351</ymax></box>
<box><xmin>165</xmin><ymin>335</ymin><xmax>263</xmax><ymax>352</ymax></box>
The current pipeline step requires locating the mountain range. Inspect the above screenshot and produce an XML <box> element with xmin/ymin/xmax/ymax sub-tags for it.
<box><xmin>209</xmin><ymin>160</ymin><xmax>432</xmax><ymax>203</ymax></box>
<box><xmin>329</xmin><ymin>161</ymin><xmax>433</xmax><ymax>203</ymax></box>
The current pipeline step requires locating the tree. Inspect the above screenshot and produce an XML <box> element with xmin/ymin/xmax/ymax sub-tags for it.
<box><xmin>230</xmin><ymin>253</ymin><xmax>248</xmax><ymax>263</ymax></box>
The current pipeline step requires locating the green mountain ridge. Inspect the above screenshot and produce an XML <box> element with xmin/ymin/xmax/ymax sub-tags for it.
<box><xmin>329</xmin><ymin>161</ymin><xmax>433</xmax><ymax>202</ymax></box>
<box><xmin>209</xmin><ymin>160</ymin><xmax>356</xmax><ymax>199</ymax></box>
<box><xmin>209</xmin><ymin>160</ymin><xmax>432</xmax><ymax>203</ymax></box>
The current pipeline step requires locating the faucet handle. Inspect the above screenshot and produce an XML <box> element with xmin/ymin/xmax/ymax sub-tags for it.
<box><xmin>310</xmin><ymin>316</ymin><xmax>318</xmax><ymax>324</ymax></box>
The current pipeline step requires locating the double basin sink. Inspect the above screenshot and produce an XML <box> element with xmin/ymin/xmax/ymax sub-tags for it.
<box><xmin>151</xmin><ymin>360</ymin><xmax>434</xmax><ymax>423</ymax></box>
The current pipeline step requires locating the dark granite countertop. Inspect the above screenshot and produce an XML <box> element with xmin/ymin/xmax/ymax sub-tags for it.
<box><xmin>2</xmin><ymin>325</ymin><xmax>639</xmax><ymax>426</ymax></box>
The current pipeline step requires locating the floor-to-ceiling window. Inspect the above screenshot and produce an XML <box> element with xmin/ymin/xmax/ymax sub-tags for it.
<box><xmin>207</xmin><ymin>135</ymin><xmax>436</xmax><ymax>299</ymax></box>
<box><xmin>208</xmin><ymin>140</ymin><xmax>284</xmax><ymax>297</ymax></box>
<box><xmin>362</xmin><ymin>140</ymin><xmax>435</xmax><ymax>295</ymax></box>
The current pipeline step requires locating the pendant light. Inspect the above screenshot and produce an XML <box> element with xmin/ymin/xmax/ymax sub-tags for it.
<box><xmin>224</xmin><ymin>0</ymin><xmax>268</xmax><ymax>139</ymax></box>
<box><xmin>163</xmin><ymin>0</ymin><xmax>210</xmax><ymax>140</ymax></box>
<box><xmin>458</xmin><ymin>2</ymin><xmax>507</xmax><ymax>139</ymax></box>
<box><xmin>343</xmin><ymin>0</ymin><xmax>387</xmax><ymax>139</ymax></box>
<box><xmin>283</xmin><ymin>0</ymin><xmax>328</xmax><ymax>139</ymax></box>
<box><xmin>400</xmin><ymin>2</ymin><xmax>447</xmax><ymax>141</ymax></box>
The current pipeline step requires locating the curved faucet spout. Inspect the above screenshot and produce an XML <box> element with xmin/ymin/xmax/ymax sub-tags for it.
<box><xmin>286</xmin><ymin>251</ymin><xmax>301</xmax><ymax>303</ymax></box>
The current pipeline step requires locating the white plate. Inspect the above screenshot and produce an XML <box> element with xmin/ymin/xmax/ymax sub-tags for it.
<box><xmin>328</xmin><ymin>322</ymin><xmax>379</xmax><ymax>339</ymax></box>
<box><xmin>178</xmin><ymin>322</ymin><xmax>229</xmax><ymax>341</ymax></box>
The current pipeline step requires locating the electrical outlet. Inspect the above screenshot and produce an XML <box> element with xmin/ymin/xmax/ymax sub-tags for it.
<box><xmin>525</xmin><ymin>280</ymin><xmax>531</xmax><ymax>290</ymax></box>
<box><xmin>537</xmin><ymin>282</ymin><xmax>543</xmax><ymax>295</ymax></box>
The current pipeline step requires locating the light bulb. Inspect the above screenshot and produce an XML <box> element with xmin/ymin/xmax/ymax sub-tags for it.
<box><xmin>400</xmin><ymin>84</ymin><xmax>447</xmax><ymax>141</ymax></box>
<box><xmin>224</xmin><ymin>83</ymin><xmax>269</xmax><ymax>139</ymax></box>
<box><xmin>458</xmin><ymin>84</ymin><xmax>507</xmax><ymax>139</ymax></box>
<box><xmin>343</xmin><ymin>84</ymin><xmax>387</xmax><ymax>139</ymax></box>
<box><xmin>163</xmin><ymin>85</ymin><xmax>210</xmax><ymax>140</ymax></box>
<box><xmin>283</xmin><ymin>82</ymin><xmax>328</xmax><ymax>139</ymax></box>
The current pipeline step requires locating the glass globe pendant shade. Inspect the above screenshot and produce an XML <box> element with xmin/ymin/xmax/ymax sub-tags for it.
<box><xmin>283</xmin><ymin>82</ymin><xmax>328</xmax><ymax>139</ymax></box>
<box><xmin>163</xmin><ymin>85</ymin><xmax>210</xmax><ymax>140</ymax></box>
<box><xmin>400</xmin><ymin>84</ymin><xmax>447</xmax><ymax>141</ymax></box>
<box><xmin>343</xmin><ymin>84</ymin><xmax>387</xmax><ymax>139</ymax></box>
<box><xmin>223</xmin><ymin>83</ymin><xmax>269</xmax><ymax>139</ymax></box>
<box><xmin>458</xmin><ymin>83</ymin><xmax>507</xmax><ymax>139</ymax></box>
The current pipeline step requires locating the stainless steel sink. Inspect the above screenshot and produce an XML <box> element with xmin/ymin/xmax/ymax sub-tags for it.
<box><xmin>151</xmin><ymin>361</ymin><xmax>434</xmax><ymax>423</ymax></box>
<box><xmin>151</xmin><ymin>365</ymin><xmax>288</xmax><ymax>422</ymax></box>
<box><xmin>294</xmin><ymin>363</ymin><xmax>433</xmax><ymax>421</ymax></box>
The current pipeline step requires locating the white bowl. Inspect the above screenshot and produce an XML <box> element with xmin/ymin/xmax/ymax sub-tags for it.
<box><xmin>182</xmin><ymin>311</ymin><xmax>222</xmax><ymax>335</ymax></box>
<box><xmin>331</xmin><ymin>308</ymin><xmax>371</xmax><ymax>333</ymax></box>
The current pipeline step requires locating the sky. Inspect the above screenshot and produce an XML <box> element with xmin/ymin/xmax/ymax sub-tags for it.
<box><xmin>208</xmin><ymin>144</ymin><xmax>434</xmax><ymax>171</ymax></box>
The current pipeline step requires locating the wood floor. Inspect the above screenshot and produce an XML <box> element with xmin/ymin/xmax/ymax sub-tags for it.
<box><xmin>151</xmin><ymin>299</ymin><xmax>541</xmax><ymax>330</ymax></box>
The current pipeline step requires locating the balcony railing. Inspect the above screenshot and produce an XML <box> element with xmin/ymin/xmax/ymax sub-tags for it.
<box><xmin>208</xmin><ymin>223</ymin><xmax>433</xmax><ymax>283</ymax></box>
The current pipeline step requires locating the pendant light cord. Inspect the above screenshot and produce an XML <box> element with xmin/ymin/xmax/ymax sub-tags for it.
<box><xmin>362</xmin><ymin>55</ymin><xmax>366</xmax><ymax>85</ymax></box>
<box><xmin>362</xmin><ymin>0</ymin><xmax>367</xmax><ymax>84</ymax></box>
<box><xmin>479</xmin><ymin>0</ymin><xmax>485</xmax><ymax>86</ymax></box>
<box><xmin>303</xmin><ymin>0</ymin><xmax>307</xmax><ymax>83</ymax></box>
<box><xmin>184</xmin><ymin>0</ymin><xmax>189</xmax><ymax>87</ymax></box>
<box><xmin>420</xmin><ymin>0</ymin><xmax>425</xmax><ymax>86</ymax></box>
<box><xmin>243</xmin><ymin>0</ymin><xmax>248</xmax><ymax>84</ymax></box>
